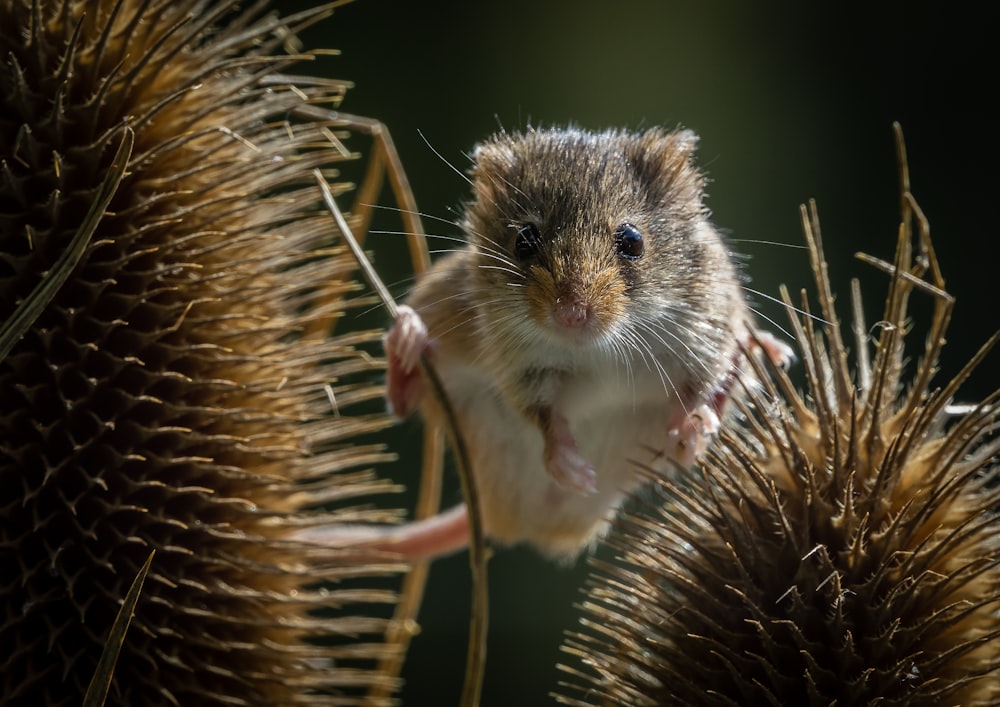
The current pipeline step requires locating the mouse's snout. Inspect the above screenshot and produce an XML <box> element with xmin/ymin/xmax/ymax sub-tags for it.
<box><xmin>528</xmin><ymin>264</ymin><xmax>626</xmax><ymax>343</ymax></box>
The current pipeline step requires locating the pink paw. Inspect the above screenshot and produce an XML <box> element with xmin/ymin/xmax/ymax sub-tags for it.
<box><xmin>383</xmin><ymin>305</ymin><xmax>429</xmax><ymax>418</ymax></box>
<box><xmin>542</xmin><ymin>411</ymin><xmax>597</xmax><ymax>494</ymax></box>
<box><xmin>545</xmin><ymin>441</ymin><xmax>598</xmax><ymax>495</ymax></box>
<box><xmin>751</xmin><ymin>330</ymin><xmax>794</xmax><ymax>369</ymax></box>
<box><xmin>664</xmin><ymin>403</ymin><xmax>721</xmax><ymax>468</ymax></box>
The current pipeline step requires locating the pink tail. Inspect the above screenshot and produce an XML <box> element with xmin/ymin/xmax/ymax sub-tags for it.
<box><xmin>295</xmin><ymin>504</ymin><xmax>471</xmax><ymax>561</ymax></box>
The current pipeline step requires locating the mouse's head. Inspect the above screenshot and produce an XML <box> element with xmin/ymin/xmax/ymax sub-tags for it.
<box><xmin>461</xmin><ymin>127</ymin><xmax>736</xmax><ymax>354</ymax></box>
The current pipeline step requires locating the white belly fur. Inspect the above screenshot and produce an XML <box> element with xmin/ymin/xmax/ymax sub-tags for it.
<box><xmin>441</xmin><ymin>362</ymin><xmax>677</xmax><ymax>559</ymax></box>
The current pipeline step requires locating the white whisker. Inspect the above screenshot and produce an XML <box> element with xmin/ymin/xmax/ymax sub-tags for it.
<box><xmin>418</xmin><ymin>129</ymin><xmax>473</xmax><ymax>186</ymax></box>
<box><xmin>361</xmin><ymin>203</ymin><xmax>462</xmax><ymax>229</ymax></box>
<box><xmin>729</xmin><ymin>238</ymin><xmax>808</xmax><ymax>249</ymax></box>
<box><xmin>744</xmin><ymin>286</ymin><xmax>831</xmax><ymax>325</ymax></box>
<box><xmin>744</xmin><ymin>306</ymin><xmax>795</xmax><ymax>343</ymax></box>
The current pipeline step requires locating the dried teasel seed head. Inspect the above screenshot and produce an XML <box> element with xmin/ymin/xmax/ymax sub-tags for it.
<box><xmin>559</xmin><ymin>139</ymin><xmax>1000</xmax><ymax>706</ymax></box>
<box><xmin>0</xmin><ymin>0</ymin><xmax>404</xmax><ymax>704</ymax></box>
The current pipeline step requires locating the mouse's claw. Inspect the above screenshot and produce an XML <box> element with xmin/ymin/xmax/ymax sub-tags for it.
<box><xmin>384</xmin><ymin>305</ymin><xmax>429</xmax><ymax>418</ymax></box>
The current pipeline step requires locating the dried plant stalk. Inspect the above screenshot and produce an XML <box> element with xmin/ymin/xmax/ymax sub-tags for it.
<box><xmin>316</xmin><ymin>169</ymin><xmax>489</xmax><ymax>707</ymax></box>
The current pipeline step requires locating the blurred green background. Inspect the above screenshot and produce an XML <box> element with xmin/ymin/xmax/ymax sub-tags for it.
<box><xmin>288</xmin><ymin>1</ymin><xmax>994</xmax><ymax>704</ymax></box>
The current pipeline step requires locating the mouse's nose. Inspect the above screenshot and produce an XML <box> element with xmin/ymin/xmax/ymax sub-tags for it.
<box><xmin>553</xmin><ymin>299</ymin><xmax>592</xmax><ymax>329</ymax></box>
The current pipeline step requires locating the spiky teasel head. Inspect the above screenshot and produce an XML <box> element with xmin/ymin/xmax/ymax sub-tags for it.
<box><xmin>1</xmin><ymin>0</ymin><xmax>404</xmax><ymax>704</ymax></box>
<box><xmin>559</xmin><ymin>131</ymin><xmax>1000</xmax><ymax>706</ymax></box>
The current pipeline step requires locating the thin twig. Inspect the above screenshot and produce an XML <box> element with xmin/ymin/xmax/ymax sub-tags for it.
<box><xmin>853</xmin><ymin>252</ymin><xmax>951</xmax><ymax>302</ymax></box>
<box><xmin>315</xmin><ymin>170</ymin><xmax>489</xmax><ymax>707</ymax></box>
<box><xmin>303</xmin><ymin>108</ymin><xmax>443</xmax><ymax>700</ymax></box>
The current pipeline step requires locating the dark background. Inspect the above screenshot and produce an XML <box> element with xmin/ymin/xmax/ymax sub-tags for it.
<box><xmin>290</xmin><ymin>1</ymin><xmax>995</xmax><ymax>704</ymax></box>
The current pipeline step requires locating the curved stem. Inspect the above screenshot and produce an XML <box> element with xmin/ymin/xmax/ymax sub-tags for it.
<box><xmin>316</xmin><ymin>170</ymin><xmax>489</xmax><ymax>707</ymax></box>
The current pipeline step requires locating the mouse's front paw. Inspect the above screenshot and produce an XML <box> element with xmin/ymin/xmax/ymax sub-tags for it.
<box><xmin>545</xmin><ymin>442</ymin><xmax>598</xmax><ymax>495</ymax></box>
<box><xmin>750</xmin><ymin>329</ymin><xmax>795</xmax><ymax>369</ymax></box>
<box><xmin>383</xmin><ymin>305</ymin><xmax>429</xmax><ymax>418</ymax></box>
<box><xmin>541</xmin><ymin>411</ymin><xmax>597</xmax><ymax>494</ymax></box>
<box><xmin>664</xmin><ymin>403</ymin><xmax>720</xmax><ymax>468</ymax></box>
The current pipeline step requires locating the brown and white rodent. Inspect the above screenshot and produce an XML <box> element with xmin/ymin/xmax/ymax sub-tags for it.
<box><xmin>378</xmin><ymin>126</ymin><xmax>791</xmax><ymax>562</ymax></box>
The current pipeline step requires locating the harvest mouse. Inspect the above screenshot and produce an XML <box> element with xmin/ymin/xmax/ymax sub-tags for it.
<box><xmin>373</xmin><ymin>126</ymin><xmax>791</xmax><ymax>562</ymax></box>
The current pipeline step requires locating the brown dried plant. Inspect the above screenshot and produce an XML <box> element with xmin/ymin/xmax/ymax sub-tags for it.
<box><xmin>0</xmin><ymin>0</ymin><xmax>417</xmax><ymax>703</ymax></box>
<box><xmin>558</xmin><ymin>126</ymin><xmax>1000</xmax><ymax>706</ymax></box>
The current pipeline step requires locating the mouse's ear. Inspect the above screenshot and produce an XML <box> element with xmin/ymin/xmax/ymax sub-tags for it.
<box><xmin>468</xmin><ymin>136</ymin><xmax>517</xmax><ymax>204</ymax></box>
<box><xmin>629</xmin><ymin>128</ymin><xmax>704</xmax><ymax>203</ymax></box>
<box><xmin>634</xmin><ymin>127</ymin><xmax>699</xmax><ymax>161</ymax></box>
<box><xmin>673</xmin><ymin>128</ymin><xmax>699</xmax><ymax>153</ymax></box>
<box><xmin>470</xmin><ymin>136</ymin><xmax>516</xmax><ymax>174</ymax></box>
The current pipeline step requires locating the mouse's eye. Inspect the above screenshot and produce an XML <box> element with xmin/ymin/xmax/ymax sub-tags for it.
<box><xmin>614</xmin><ymin>222</ymin><xmax>644</xmax><ymax>260</ymax></box>
<box><xmin>515</xmin><ymin>222</ymin><xmax>543</xmax><ymax>261</ymax></box>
